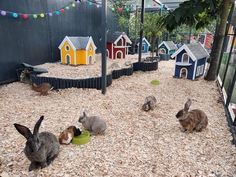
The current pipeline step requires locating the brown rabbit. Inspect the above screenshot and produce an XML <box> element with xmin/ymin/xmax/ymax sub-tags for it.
<box><xmin>58</xmin><ymin>126</ymin><xmax>81</xmax><ymax>145</ymax></box>
<box><xmin>32</xmin><ymin>82</ymin><xmax>53</xmax><ymax>95</ymax></box>
<box><xmin>176</xmin><ymin>99</ymin><xmax>208</xmax><ymax>133</ymax></box>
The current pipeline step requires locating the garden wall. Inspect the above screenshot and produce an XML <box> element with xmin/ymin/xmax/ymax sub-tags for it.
<box><xmin>0</xmin><ymin>0</ymin><xmax>118</xmax><ymax>84</ymax></box>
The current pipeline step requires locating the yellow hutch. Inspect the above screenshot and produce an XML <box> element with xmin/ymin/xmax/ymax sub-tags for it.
<box><xmin>58</xmin><ymin>36</ymin><xmax>97</xmax><ymax>65</ymax></box>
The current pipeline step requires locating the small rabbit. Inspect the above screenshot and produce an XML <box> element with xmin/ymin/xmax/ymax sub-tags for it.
<box><xmin>109</xmin><ymin>62</ymin><xmax>121</xmax><ymax>70</ymax></box>
<box><xmin>142</xmin><ymin>96</ymin><xmax>157</xmax><ymax>111</ymax></box>
<box><xmin>20</xmin><ymin>69</ymin><xmax>32</xmax><ymax>84</ymax></box>
<box><xmin>78</xmin><ymin>112</ymin><xmax>107</xmax><ymax>135</ymax></box>
<box><xmin>124</xmin><ymin>61</ymin><xmax>133</xmax><ymax>67</ymax></box>
<box><xmin>58</xmin><ymin>126</ymin><xmax>81</xmax><ymax>145</ymax></box>
<box><xmin>14</xmin><ymin>116</ymin><xmax>60</xmax><ymax>171</ymax></box>
<box><xmin>176</xmin><ymin>99</ymin><xmax>208</xmax><ymax>133</ymax></box>
<box><xmin>32</xmin><ymin>82</ymin><xmax>53</xmax><ymax>95</ymax></box>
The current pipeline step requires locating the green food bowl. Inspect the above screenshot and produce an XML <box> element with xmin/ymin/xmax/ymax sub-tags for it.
<box><xmin>150</xmin><ymin>80</ymin><xmax>160</xmax><ymax>86</ymax></box>
<box><xmin>72</xmin><ymin>130</ymin><xmax>91</xmax><ymax>145</ymax></box>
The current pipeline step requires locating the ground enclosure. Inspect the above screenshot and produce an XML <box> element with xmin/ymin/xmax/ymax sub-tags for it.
<box><xmin>0</xmin><ymin>60</ymin><xmax>236</xmax><ymax>176</ymax></box>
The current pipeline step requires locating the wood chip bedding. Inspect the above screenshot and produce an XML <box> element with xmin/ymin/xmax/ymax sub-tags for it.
<box><xmin>0</xmin><ymin>59</ymin><xmax>236</xmax><ymax>177</ymax></box>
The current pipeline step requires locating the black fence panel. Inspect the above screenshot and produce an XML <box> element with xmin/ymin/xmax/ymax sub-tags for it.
<box><xmin>112</xmin><ymin>67</ymin><xmax>133</xmax><ymax>79</ymax></box>
<box><xmin>30</xmin><ymin>72</ymin><xmax>113</xmax><ymax>90</ymax></box>
<box><xmin>106</xmin><ymin>74</ymin><xmax>112</xmax><ymax>87</ymax></box>
<box><xmin>133</xmin><ymin>62</ymin><xmax>141</xmax><ymax>71</ymax></box>
<box><xmin>112</xmin><ymin>69</ymin><xmax>123</xmax><ymax>79</ymax></box>
<box><xmin>29</xmin><ymin>61</ymin><xmax>157</xmax><ymax>90</ymax></box>
<box><xmin>124</xmin><ymin>67</ymin><xmax>134</xmax><ymax>76</ymax></box>
<box><xmin>133</xmin><ymin>61</ymin><xmax>158</xmax><ymax>71</ymax></box>
<box><xmin>0</xmin><ymin>0</ymin><xmax>118</xmax><ymax>84</ymax></box>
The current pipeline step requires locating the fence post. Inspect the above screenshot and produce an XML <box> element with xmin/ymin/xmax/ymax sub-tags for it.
<box><xmin>217</xmin><ymin>3</ymin><xmax>235</xmax><ymax>75</ymax></box>
<box><xmin>101</xmin><ymin>0</ymin><xmax>107</xmax><ymax>94</ymax></box>
<box><xmin>226</xmin><ymin>68</ymin><xmax>236</xmax><ymax>107</ymax></box>
<box><xmin>221</xmin><ymin>28</ymin><xmax>236</xmax><ymax>89</ymax></box>
<box><xmin>138</xmin><ymin>0</ymin><xmax>145</xmax><ymax>63</ymax></box>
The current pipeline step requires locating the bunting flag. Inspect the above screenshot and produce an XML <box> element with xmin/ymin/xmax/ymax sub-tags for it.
<box><xmin>109</xmin><ymin>0</ymin><xmax>169</xmax><ymax>13</ymax></box>
<box><xmin>0</xmin><ymin>0</ymin><xmax>142</xmax><ymax>21</ymax></box>
<box><xmin>111</xmin><ymin>6</ymin><xmax>130</xmax><ymax>13</ymax></box>
<box><xmin>0</xmin><ymin>0</ymin><xmax>170</xmax><ymax>21</ymax></box>
<box><xmin>0</xmin><ymin>0</ymin><xmax>102</xmax><ymax>21</ymax></box>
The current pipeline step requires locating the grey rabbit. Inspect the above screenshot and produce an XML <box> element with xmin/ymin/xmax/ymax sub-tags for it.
<box><xmin>14</xmin><ymin>116</ymin><xmax>60</xmax><ymax>171</ymax></box>
<box><xmin>142</xmin><ymin>95</ymin><xmax>157</xmax><ymax>111</ymax></box>
<box><xmin>176</xmin><ymin>99</ymin><xmax>208</xmax><ymax>133</ymax></box>
<box><xmin>78</xmin><ymin>112</ymin><xmax>107</xmax><ymax>135</ymax></box>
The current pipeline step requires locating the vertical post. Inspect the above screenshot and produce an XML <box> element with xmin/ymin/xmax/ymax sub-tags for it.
<box><xmin>188</xmin><ymin>25</ymin><xmax>192</xmax><ymax>44</ymax></box>
<box><xmin>133</xmin><ymin>5</ymin><xmax>138</xmax><ymax>54</ymax></box>
<box><xmin>156</xmin><ymin>37</ymin><xmax>159</xmax><ymax>56</ymax></box>
<box><xmin>217</xmin><ymin>3</ymin><xmax>235</xmax><ymax>75</ymax></box>
<box><xmin>216</xmin><ymin>22</ymin><xmax>230</xmax><ymax>75</ymax></box>
<box><xmin>101</xmin><ymin>0</ymin><xmax>107</xmax><ymax>94</ymax></box>
<box><xmin>221</xmin><ymin>27</ymin><xmax>236</xmax><ymax>89</ymax></box>
<box><xmin>226</xmin><ymin>30</ymin><xmax>236</xmax><ymax>108</ymax></box>
<box><xmin>226</xmin><ymin>68</ymin><xmax>236</xmax><ymax>107</ymax></box>
<box><xmin>138</xmin><ymin>0</ymin><xmax>145</xmax><ymax>62</ymax></box>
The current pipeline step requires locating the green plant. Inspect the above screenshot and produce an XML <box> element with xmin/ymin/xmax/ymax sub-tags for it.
<box><xmin>144</xmin><ymin>13</ymin><xmax>166</xmax><ymax>57</ymax></box>
<box><xmin>163</xmin><ymin>0</ymin><xmax>233</xmax><ymax>81</ymax></box>
<box><xmin>109</xmin><ymin>0</ymin><xmax>133</xmax><ymax>32</ymax></box>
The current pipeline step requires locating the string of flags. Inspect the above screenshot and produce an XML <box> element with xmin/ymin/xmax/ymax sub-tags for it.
<box><xmin>0</xmin><ymin>0</ymin><xmax>131</xmax><ymax>20</ymax></box>
<box><xmin>0</xmin><ymin>0</ymin><xmax>167</xmax><ymax>21</ymax></box>
<box><xmin>109</xmin><ymin>0</ymin><xmax>167</xmax><ymax>13</ymax></box>
<box><xmin>111</xmin><ymin>6</ymin><xmax>130</xmax><ymax>13</ymax></box>
<box><xmin>0</xmin><ymin>0</ymin><xmax>102</xmax><ymax>20</ymax></box>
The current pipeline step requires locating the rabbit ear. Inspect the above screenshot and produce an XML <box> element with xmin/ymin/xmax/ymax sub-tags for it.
<box><xmin>83</xmin><ymin>112</ymin><xmax>87</xmax><ymax>117</ymax></box>
<box><xmin>33</xmin><ymin>116</ymin><xmax>44</xmax><ymax>135</ymax></box>
<box><xmin>14</xmin><ymin>123</ymin><xmax>33</xmax><ymax>139</ymax></box>
<box><xmin>72</xmin><ymin>126</ymin><xmax>77</xmax><ymax>134</ymax></box>
<box><xmin>184</xmin><ymin>99</ymin><xmax>192</xmax><ymax>111</ymax></box>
